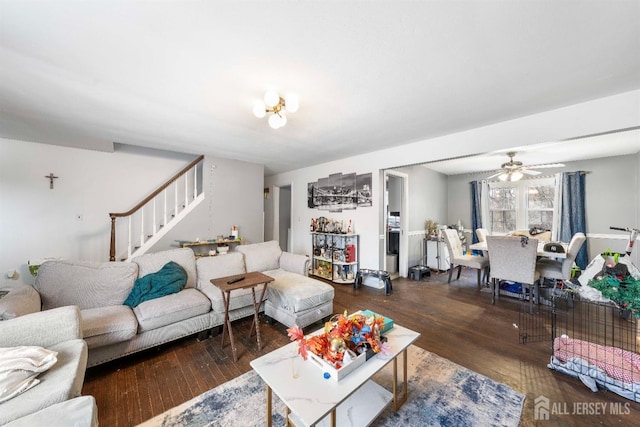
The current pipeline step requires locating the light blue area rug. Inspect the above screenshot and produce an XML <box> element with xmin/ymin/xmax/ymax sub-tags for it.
<box><xmin>139</xmin><ymin>345</ymin><xmax>524</xmax><ymax>427</ymax></box>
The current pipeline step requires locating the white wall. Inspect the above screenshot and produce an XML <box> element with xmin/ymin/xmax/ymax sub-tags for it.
<box><xmin>265</xmin><ymin>90</ymin><xmax>640</xmax><ymax>277</ymax></box>
<box><xmin>0</xmin><ymin>138</ymin><xmax>264</xmax><ymax>285</ymax></box>
<box><xmin>387</xmin><ymin>175</ymin><xmax>402</xmax><ymax>213</ymax></box>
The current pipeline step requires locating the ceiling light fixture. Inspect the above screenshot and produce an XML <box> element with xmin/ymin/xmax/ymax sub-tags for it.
<box><xmin>253</xmin><ymin>90</ymin><xmax>299</xmax><ymax>129</ymax></box>
<box><xmin>498</xmin><ymin>170</ymin><xmax>524</xmax><ymax>182</ymax></box>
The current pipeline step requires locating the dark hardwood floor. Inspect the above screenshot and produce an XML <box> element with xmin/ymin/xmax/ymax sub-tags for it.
<box><xmin>83</xmin><ymin>268</ymin><xmax>640</xmax><ymax>426</ymax></box>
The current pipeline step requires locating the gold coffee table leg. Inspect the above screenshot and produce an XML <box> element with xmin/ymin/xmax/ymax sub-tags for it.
<box><xmin>393</xmin><ymin>348</ymin><xmax>409</xmax><ymax>411</ymax></box>
<box><xmin>266</xmin><ymin>385</ymin><xmax>272</xmax><ymax>427</ymax></box>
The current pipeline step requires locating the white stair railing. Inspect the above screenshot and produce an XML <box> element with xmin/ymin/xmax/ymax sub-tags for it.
<box><xmin>109</xmin><ymin>155</ymin><xmax>205</xmax><ymax>261</ymax></box>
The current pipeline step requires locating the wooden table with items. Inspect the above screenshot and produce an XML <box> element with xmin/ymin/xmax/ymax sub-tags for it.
<box><xmin>180</xmin><ymin>238</ymin><xmax>243</xmax><ymax>257</ymax></box>
<box><xmin>210</xmin><ymin>271</ymin><xmax>274</xmax><ymax>361</ymax></box>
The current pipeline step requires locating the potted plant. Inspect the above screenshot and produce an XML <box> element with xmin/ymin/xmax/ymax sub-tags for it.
<box><xmin>425</xmin><ymin>219</ymin><xmax>438</xmax><ymax>240</ymax></box>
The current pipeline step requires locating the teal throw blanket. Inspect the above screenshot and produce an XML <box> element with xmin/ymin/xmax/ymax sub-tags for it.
<box><xmin>124</xmin><ymin>261</ymin><xmax>187</xmax><ymax>308</ymax></box>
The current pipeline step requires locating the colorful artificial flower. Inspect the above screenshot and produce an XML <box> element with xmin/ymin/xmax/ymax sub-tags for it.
<box><xmin>288</xmin><ymin>311</ymin><xmax>390</xmax><ymax>367</ymax></box>
<box><xmin>287</xmin><ymin>324</ymin><xmax>304</xmax><ymax>341</ymax></box>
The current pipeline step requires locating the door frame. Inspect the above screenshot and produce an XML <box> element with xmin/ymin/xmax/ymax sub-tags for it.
<box><xmin>383</xmin><ymin>170</ymin><xmax>409</xmax><ymax>277</ymax></box>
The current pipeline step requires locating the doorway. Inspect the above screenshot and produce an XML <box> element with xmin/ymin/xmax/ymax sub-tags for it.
<box><xmin>279</xmin><ymin>185</ymin><xmax>292</xmax><ymax>251</ymax></box>
<box><xmin>272</xmin><ymin>185</ymin><xmax>292</xmax><ymax>252</ymax></box>
<box><xmin>383</xmin><ymin>171</ymin><xmax>408</xmax><ymax>277</ymax></box>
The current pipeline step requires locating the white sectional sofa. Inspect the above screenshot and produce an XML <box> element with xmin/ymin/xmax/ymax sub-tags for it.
<box><xmin>0</xmin><ymin>241</ymin><xmax>334</xmax><ymax>425</ymax></box>
<box><xmin>1</xmin><ymin>241</ymin><xmax>334</xmax><ymax>368</ymax></box>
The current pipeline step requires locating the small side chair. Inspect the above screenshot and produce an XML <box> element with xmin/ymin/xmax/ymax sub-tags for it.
<box><xmin>443</xmin><ymin>228</ymin><xmax>489</xmax><ymax>289</ymax></box>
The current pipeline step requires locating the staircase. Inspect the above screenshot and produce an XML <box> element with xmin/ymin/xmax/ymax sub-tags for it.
<box><xmin>109</xmin><ymin>155</ymin><xmax>205</xmax><ymax>261</ymax></box>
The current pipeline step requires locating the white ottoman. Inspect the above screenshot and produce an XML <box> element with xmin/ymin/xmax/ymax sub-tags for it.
<box><xmin>263</xmin><ymin>269</ymin><xmax>334</xmax><ymax>329</ymax></box>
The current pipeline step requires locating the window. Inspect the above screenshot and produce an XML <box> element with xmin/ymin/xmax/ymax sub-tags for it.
<box><xmin>526</xmin><ymin>183</ymin><xmax>555</xmax><ymax>231</ymax></box>
<box><xmin>488</xmin><ymin>186</ymin><xmax>517</xmax><ymax>233</ymax></box>
<box><xmin>486</xmin><ymin>177</ymin><xmax>556</xmax><ymax>234</ymax></box>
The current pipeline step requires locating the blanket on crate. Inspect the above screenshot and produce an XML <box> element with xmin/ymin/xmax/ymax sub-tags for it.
<box><xmin>553</xmin><ymin>335</ymin><xmax>640</xmax><ymax>384</ymax></box>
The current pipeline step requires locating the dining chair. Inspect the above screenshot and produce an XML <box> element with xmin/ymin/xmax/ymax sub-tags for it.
<box><xmin>486</xmin><ymin>235</ymin><xmax>541</xmax><ymax>312</ymax></box>
<box><xmin>475</xmin><ymin>228</ymin><xmax>490</xmax><ymax>283</ymax></box>
<box><xmin>475</xmin><ymin>228</ymin><xmax>489</xmax><ymax>245</ymax></box>
<box><xmin>442</xmin><ymin>229</ymin><xmax>489</xmax><ymax>289</ymax></box>
<box><xmin>536</xmin><ymin>232</ymin><xmax>586</xmax><ymax>285</ymax></box>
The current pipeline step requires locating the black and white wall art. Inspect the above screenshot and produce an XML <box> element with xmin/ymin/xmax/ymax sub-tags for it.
<box><xmin>308</xmin><ymin>172</ymin><xmax>371</xmax><ymax>211</ymax></box>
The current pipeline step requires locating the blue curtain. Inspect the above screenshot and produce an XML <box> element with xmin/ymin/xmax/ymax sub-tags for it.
<box><xmin>470</xmin><ymin>181</ymin><xmax>482</xmax><ymax>253</ymax></box>
<box><xmin>559</xmin><ymin>171</ymin><xmax>588</xmax><ymax>268</ymax></box>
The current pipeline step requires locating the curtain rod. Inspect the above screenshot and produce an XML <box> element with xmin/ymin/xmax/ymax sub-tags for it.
<box><xmin>469</xmin><ymin>171</ymin><xmax>591</xmax><ymax>184</ymax></box>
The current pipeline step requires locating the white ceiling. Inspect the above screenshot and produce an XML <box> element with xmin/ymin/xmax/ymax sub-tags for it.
<box><xmin>1</xmin><ymin>1</ymin><xmax>639</xmax><ymax>175</ymax></box>
<box><xmin>424</xmin><ymin>128</ymin><xmax>640</xmax><ymax>175</ymax></box>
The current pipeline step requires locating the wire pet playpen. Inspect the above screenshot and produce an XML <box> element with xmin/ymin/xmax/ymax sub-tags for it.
<box><xmin>519</xmin><ymin>288</ymin><xmax>640</xmax><ymax>402</ymax></box>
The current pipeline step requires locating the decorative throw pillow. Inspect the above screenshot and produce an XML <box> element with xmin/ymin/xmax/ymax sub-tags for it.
<box><xmin>124</xmin><ymin>261</ymin><xmax>188</xmax><ymax>308</ymax></box>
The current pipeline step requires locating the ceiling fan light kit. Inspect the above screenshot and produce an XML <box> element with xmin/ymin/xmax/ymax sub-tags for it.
<box><xmin>498</xmin><ymin>170</ymin><xmax>524</xmax><ymax>182</ymax></box>
<box><xmin>253</xmin><ymin>90</ymin><xmax>299</xmax><ymax>129</ymax></box>
<box><xmin>488</xmin><ymin>151</ymin><xmax>565</xmax><ymax>182</ymax></box>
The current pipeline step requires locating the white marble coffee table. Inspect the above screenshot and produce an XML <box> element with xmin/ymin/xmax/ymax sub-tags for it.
<box><xmin>250</xmin><ymin>323</ymin><xmax>420</xmax><ymax>427</ymax></box>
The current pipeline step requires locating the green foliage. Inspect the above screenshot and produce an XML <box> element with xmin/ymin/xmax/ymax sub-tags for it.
<box><xmin>589</xmin><ymin>275</ymin><xmax>640</xmax><ymax>318</ymax></box>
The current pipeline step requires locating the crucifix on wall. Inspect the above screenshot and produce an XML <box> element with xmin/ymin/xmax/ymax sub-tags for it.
<box><xmin>45</xmin><ymin>173</ymin><xmax>58</xmax><ymax>189</ymax></box>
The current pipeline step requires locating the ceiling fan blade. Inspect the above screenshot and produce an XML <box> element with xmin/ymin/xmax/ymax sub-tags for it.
<box><xmin>521</xmin><ymin>169</ymin><xmax>542</xmax><ymax>176</ymax></box>
<box><xmin>486</xmin><ymin>171</ymin><xmax>503</xmax><ymax>179</ymax></box>
<box><xmin>526</xmin><ymin>163</ymin><xmax>565</xmax><ymax>169</ymax></box>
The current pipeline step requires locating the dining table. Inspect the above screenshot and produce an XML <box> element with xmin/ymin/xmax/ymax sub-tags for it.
<box><xmin>469</xmin><ymin>239</ymin><xmax>568</xmax><ymax>259</ymax></box>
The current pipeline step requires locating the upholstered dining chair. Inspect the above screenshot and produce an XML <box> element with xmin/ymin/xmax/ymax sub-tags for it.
<box><xmin>486</xmin><ymin>235</ymin><xmax>541</xmax><ymax>313</ymax></box>
<box><xmin>442</xmin><ymin>228</ymin><xmax>489</xmax><ymax>289</ymax></box>
<box><xmin>475</xmin><ymin>228</ymin><xmax>490</xmax><ymax>283</ymax></box>
<box><xmin>476</xmin><ymin>228</ymin><xmax>489</xmax><ymax>245</ymax></box>
<box><xmin>536</xmin><ymin>232</ymin><xmax>586</xmax><ymax>285</ymax></box>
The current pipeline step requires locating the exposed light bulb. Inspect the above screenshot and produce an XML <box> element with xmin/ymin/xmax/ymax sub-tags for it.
<box><xmin>285</xmin><ymin>94</ymin><xmax>299</xmax><ymax>113</ymax></box>
<box><xmin>253</xmin><ymin>100</ymin><xmax>266</xmax><ymax>118</ymax></box>
<box><xmin>268</xmin><ymin>113</ymin><xmax>282</xmax><ymax>129</ymax></box>
<box><xmin>264</xmin><ymin>90</ymin><xmax>280</xmax><ymax>108</ymax></box>
<box><xmin>511</xmin><ymin>171</ymin><xmax>523</xmax><ymax>181</ymax></box>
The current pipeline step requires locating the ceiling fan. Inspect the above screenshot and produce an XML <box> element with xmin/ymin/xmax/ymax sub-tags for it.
<box><xmin>487</xmin><ymin>151</ymin><xmax>565</xmax><ymax>182</ymax></box>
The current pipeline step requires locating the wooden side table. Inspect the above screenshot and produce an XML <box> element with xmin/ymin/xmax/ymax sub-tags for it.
<box><xmin>210</xmin><ymin>271</ymin><xmax>274</xmax><ymax>361</ymax></box>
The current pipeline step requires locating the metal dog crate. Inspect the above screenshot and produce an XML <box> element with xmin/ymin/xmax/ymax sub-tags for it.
<box><xmin>519</xmin><ymin>289</ymin><xmax>637</xmax><ymax>351</ymax></box>
<box><xmin>519</xmin><ymin>288</ymin><xmax>640</xmax><ymax>400</ymax></box>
